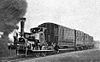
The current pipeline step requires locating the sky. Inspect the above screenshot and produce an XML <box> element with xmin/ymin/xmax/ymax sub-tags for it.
<box><xmin>17</xmin><ymin>0</ymin><xmax>100</xmax><ymax>40</ymax></box>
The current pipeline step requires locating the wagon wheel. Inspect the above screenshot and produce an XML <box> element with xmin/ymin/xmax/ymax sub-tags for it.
<box><xmin>75</xmin><ymin>47</ymin><xmax>79</xmax><ymax>51</ymax></box>
<box><xmin>35</xmin><ymin>53</ymin><xmax>41</xmax><ymax>57</ymax></box>
<box><xmin>41</xmin><ymin>52</ymin><xmax>46</xmax><ymax>57</ymax></box>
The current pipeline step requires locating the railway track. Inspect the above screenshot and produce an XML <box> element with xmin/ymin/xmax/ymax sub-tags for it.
<box><xmin>3</xmin><ymin>48</ymin><xmax>95</xmax><ymax>62</ymax></box>
<box><xmin>1</xmin><ymin>48</ymin><xmax>75</xmax><ymax>62</ymax></box>
<box><xmin>1</xmin><ymin>48</ymin><xmax>94</xmax><ymax>62</ymax></box>
<box><xmin>18</xmin><ymin>49</ymin><xmax>98</xmax><ymax>62</ymax></box>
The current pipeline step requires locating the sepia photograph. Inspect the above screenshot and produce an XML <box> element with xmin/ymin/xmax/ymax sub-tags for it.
<box><xmin>0</xmin><ymin>0</ymin><xmax>100</xmax><ymax>62</ymax></box>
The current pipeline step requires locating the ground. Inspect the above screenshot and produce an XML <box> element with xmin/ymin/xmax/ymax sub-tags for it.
<box><xmin>17</xmin><ymin>49</ymin><xmax>100</xmax><ymax>62</ymax></box>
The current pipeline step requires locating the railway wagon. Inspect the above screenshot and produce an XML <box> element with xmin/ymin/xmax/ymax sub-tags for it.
<box><xmin>83</xmin><ymin>34</ymin><xmax>94</xmax><ymax>49</ymax></box>
<box><xmin>38</xmin><ymin>22</ymin><xmax>75</xmax><ymax>48</ymax></box>
<box><xmin>57</xmin><ymin>25</ymin><xmax>75</xmax><ymax>48</ymax></box>
<box><xmin>75</xmin><ymin>30</ymin><xmax>85</xmax><ymax>48</ymax></box>
<box><xmin>75</xmin><ymin>30</ymin><xmax>93</xmax><ymax>49</ymax></box>
<box><xmin>38</xmin><ymin>22</ymin><xmax>94</xmax><ymax>50</ymax></box>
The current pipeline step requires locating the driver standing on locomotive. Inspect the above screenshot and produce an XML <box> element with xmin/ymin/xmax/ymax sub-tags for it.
<box><xmin>30</xmin><ymin>27</ymin><xmax>46</xmax><ymax>50</ymax></box>
<box><xmin>34</xmin><ymin>31</ymin><xmax>40</xmax><ymax>50</ymax></box>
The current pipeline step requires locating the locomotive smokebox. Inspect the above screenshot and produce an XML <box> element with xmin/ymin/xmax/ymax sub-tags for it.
<box><xmin>20</xmin><ymin>18</ymin><xmax>26</xmax><ymax>37</ymax></box>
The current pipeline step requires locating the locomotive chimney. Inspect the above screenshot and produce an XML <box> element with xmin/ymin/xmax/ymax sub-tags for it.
<box><xmin>20</xmin><ymin>18</ymin><xmax>26</xmax><ymax>37</ymax></box>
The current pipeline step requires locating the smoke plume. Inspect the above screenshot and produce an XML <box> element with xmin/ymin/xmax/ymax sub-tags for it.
<box><xmin>0</xmin><ymin>0</ymin><xmax>27</xmax><ymax>35</ymax></box>
<box><xmin>0</xmin><ymin>0</ymin><xmax>27</xmax><ymax>57</ymax></box>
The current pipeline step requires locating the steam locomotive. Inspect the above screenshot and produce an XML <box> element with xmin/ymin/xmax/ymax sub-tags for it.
<box><xmin>8</xmin><ymin>18</ymin><xmax>94</xmax><ymax>57</ymax></box>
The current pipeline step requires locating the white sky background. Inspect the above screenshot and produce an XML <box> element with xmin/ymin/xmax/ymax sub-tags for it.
<box><xmin>22</xmin><ymin>0</ymin><xmax>100</xmax><ymax>40</ymax></box>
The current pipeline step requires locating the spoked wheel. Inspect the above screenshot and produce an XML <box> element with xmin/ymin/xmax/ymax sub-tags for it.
<box><xmin>79</xmin><ymin>47</ymin><xmax>82</xmax><ymax>51</ymax></box>
<box><xmin>35</xmin><ymin>53</ymin><xmax>41</xmax><ymax>57</ymax></box>
<box><xmin>41</xmin><ymin>52</ymin><xmax>46</xmax><ymax>57</ymax></box>
<box><xmin>75</xmin><ymin>47</ymin><xmax>79</xmax><ymax>51</ymax></box>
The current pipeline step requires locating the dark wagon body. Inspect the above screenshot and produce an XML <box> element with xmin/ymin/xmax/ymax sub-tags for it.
<box><xmin>38</xmin><ymin>22</ymin><xmax>94</xmax><ymax>49</ymax></box>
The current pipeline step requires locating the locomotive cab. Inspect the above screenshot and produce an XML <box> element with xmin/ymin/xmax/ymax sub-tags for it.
<box><xmin>30</xmin><ymin>27</ymin><xmax>47</xmax><ymax>50</ymax></box>
<box><xmin>30</xmin><ymin>27</ymin><xmax>46</xmax><ymax>41</ymax></box>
